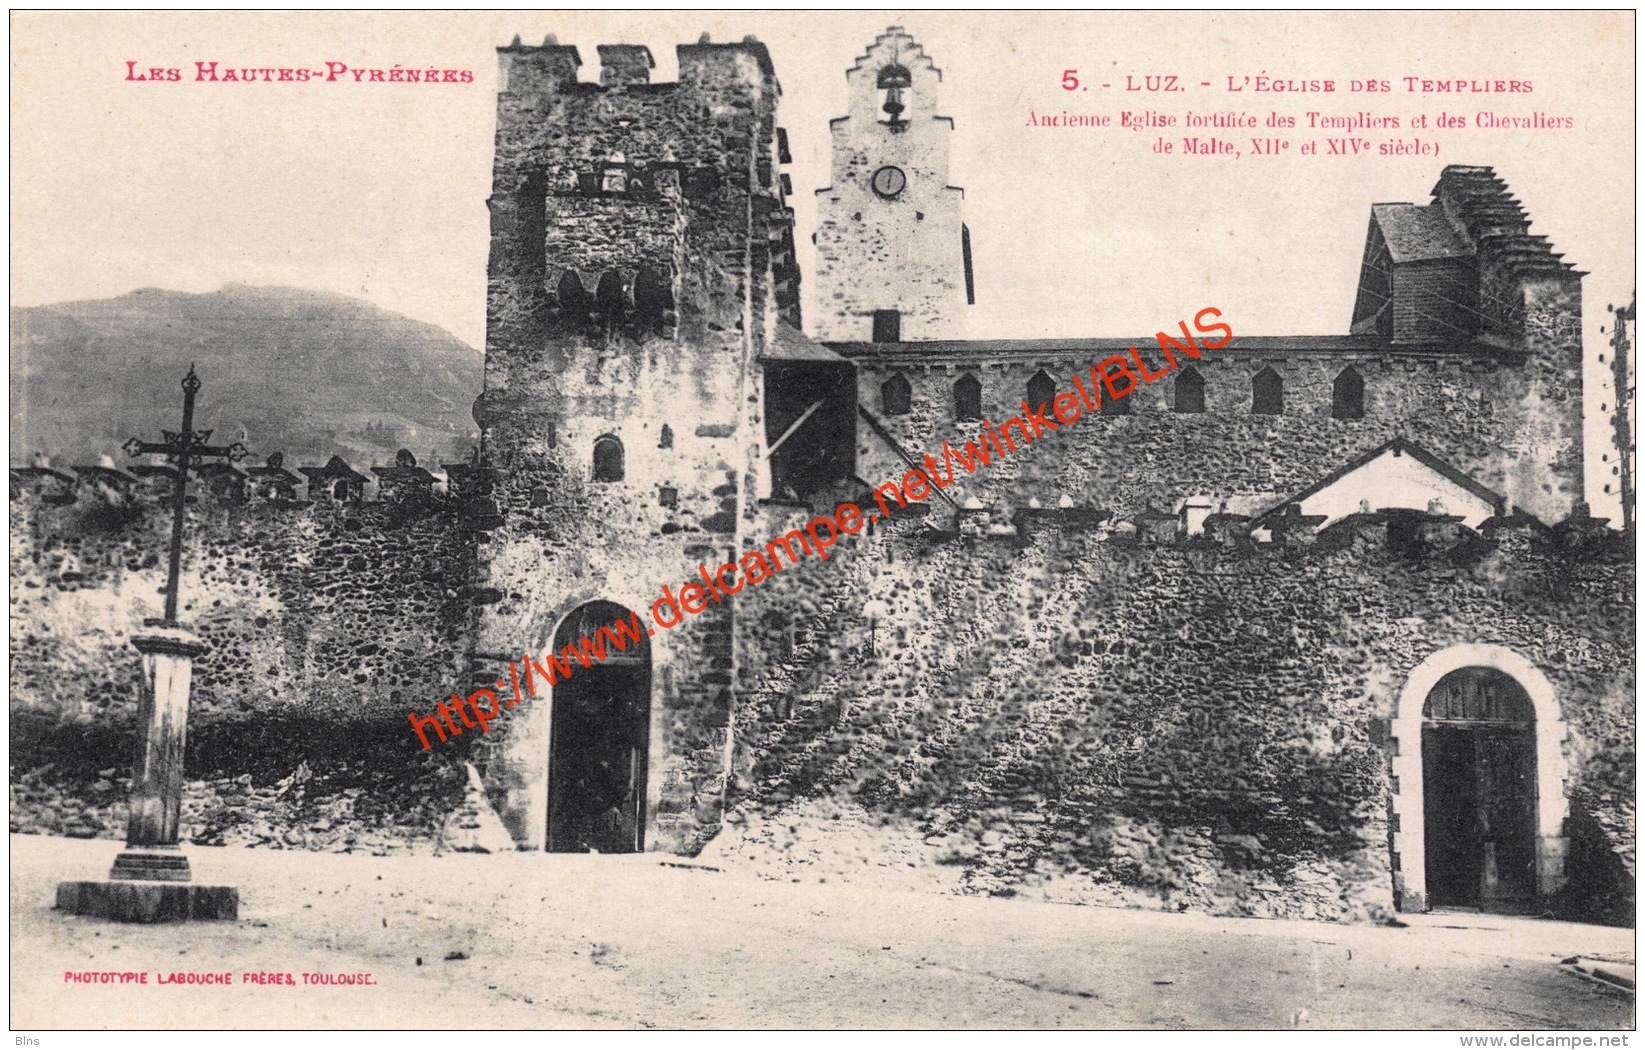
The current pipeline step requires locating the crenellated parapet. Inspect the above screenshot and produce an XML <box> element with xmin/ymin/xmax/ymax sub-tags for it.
<box><xmin>855</xmin><ymin>489</ymin><xmax>1631</xmax><ymax>566</ymax></box>
<box><xmin>9</xmin><ymin>448</ymin><xmax>488</xmax><ymax>513</ymax></box>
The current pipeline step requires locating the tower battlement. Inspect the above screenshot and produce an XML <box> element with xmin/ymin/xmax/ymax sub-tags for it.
<box><xmin>496</xmin><ymin>35</ymin><xmax>777</xmax><ymax>95</ymax></box>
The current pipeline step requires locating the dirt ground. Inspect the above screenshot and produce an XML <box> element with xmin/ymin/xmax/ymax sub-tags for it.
<box><xmin>9</xmin><ymin>834</ymin><xmax>1634</xmax><ymax>1030</ymax></box>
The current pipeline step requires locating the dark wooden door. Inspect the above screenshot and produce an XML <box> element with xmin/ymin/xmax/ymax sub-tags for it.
<box><xmin>1422</xmin><ymin>725</ymin><xmax>1481</xmax><ymax>907</ymax></box>
<box><xmin>547</xmin><ymin>602</ymin><xmax>650</xmax><ymax>853</ymax></box>
<box><xmin>1420</xmin><ymin>666</ymin><xmax>1539</xmax><ymax>911</ymax></box>
<box><xmin>1475</xmin><ymin>727</ymin><xmax>1538</xmax><ymax>907</ymax></box>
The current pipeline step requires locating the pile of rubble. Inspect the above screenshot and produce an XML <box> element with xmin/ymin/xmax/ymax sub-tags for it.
<box><xmin>10</xmin><ymin>761</ymin><xmax>455</xmax><ymax>856</ymax></box>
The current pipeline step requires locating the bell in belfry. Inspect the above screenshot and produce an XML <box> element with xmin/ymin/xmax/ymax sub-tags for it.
<box><xmin>881</xmin><ymin>83</ymin><xmax>904</xmax><ymax>122</ymax></box>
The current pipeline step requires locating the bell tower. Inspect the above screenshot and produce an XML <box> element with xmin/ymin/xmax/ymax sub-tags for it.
<box><xmin>811</xmin><ymin>27</ymin><xmax>972</xmax><ymax>343</ymax></box>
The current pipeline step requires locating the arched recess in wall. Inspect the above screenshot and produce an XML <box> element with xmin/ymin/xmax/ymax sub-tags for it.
<box><xmin>1333</xmin><ymin>366</ymin><xmax>1366</xmax><ymax>420</ymax></box>
<box><xmin>595</xmin><ymin>271</ymin><xmax>627</xmax><ymax>327</ymax></box>
<box><xmin>633</xmin><ymin>266</ymin><xmax>672</xmax><ymax>334</ymax></box>
<box><xmin>954</xmin><ymin>373</ymin><xmax>983</xmax><ymax>422</ymax></box>
<box><xmin>591</xmin><ymin>435</ymin><xmax>625</xmax><ymax>482</ymax></box>
<box><xmin>881</xmin><ymin>372</ymin><xmax>912</xmax><ymax>416</ymax></box>
<box><xmin>1175</xmin><ymin>366</ymin><xmax>1206</xmax><ymax>414</ymax></box>
<box><xmin>1026</xmin><ymin>369</ymin><xmax>1056</xmax><ymax>415</ymax></box>
<box><xmin>1388</xmin><ymin>644</ymin><xmax>1569</xmax><ymax>913</ymax></box>
<box><xmin>556</xmin><ymin>271</ymin><xmax>591</xmax><ymax>323</ymax></box>
<box><xmin>1252</xmin><ymin>366</ymin><xmax>1283</xmax><ymax>416</ymax></box>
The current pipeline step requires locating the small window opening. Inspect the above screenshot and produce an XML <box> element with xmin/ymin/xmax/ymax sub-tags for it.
<box><xmin>592</xmin><ymin>435</ymin><xmax>625</xmax><ymax>482</ymax></box>
<box><xmin>1332</xmin><ymin>366</ymin><xmax>1365</xmax><ymax>420</ymax></box>
<box><xmin>881</xmin><ymin>372</ymin><xmax>912</xmax><ymax>416</ymax></box>
<box><xmin>954</xmin><ymin>373</ymin><xmax>982</xmax><ymax>422</ymax></box>
<box><xmin>1252</xmin><ymin>367</ymin><xmax>1283</xmax><ymax>416</ymax></box>
<box><xmin>1026</xmin><ymin>370</ymin><xmax>1056</xmax><ymax>415</ymax></box>
<box><xmin>1175</xmin><ymin>366</ymin><xmax>1206</xmax><ymax>414</ymax></box>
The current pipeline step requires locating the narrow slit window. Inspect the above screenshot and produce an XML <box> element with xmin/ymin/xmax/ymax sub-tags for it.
<box><xmin>954</xmin><ymin>373</ymin><xmax>983</xmax><ymax>422</ymax></box>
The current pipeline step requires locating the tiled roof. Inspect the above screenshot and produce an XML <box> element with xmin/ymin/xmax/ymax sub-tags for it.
<box><xmin>762</xmin><ymin>322</ymin><xmax>850</xmax><ymax>364</ymax></box>
<box><xmin>1371</xmin><ymin>203</ymin><xmax>1472</xmax><ymax>263</ymax></box>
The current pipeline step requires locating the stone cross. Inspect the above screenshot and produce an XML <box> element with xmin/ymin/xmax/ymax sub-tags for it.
<box><xmin>57</xmin><ymin>367</ymin><xmax>242</xmax><ymax>921</ymax></box>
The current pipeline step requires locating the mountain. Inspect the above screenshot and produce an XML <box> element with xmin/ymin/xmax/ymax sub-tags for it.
<box><xmin>9</xmin><ymin>284</ymin><xmax>482</xmax><ymax>472</ymax></box>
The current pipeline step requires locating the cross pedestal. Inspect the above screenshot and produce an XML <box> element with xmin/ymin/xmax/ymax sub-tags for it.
<box><xmin>55</xmin><ymin>625</ymin><xmax>238</xmax><ymax>922</ymax></box>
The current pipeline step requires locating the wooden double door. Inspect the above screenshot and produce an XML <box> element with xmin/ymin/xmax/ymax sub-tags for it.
<box><xmin>1421</xmin><ymin>667</ymin><xmax>1539</xmax><ymax>912</ymax></box>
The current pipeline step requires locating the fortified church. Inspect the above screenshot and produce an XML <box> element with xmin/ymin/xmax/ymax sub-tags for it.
<box><xmin>9</xmin><ymin>29</ymin><xmax>1634</xmax><ymax>922</ymax></box>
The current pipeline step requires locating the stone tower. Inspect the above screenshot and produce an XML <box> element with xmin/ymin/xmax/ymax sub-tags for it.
<box><xmin>469</xmin><ymin>35</ymin><xmax>798</xmax><ymax>855</ymax></box>
<box><xmin>811</xmin><ymin>26</ymin><xmax>972</xmax><ymax>343</ymax></box>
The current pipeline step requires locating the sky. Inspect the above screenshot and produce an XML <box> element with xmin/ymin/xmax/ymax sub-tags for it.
<box><xmin>10</xmin><ymin>10</ymin><xmax>1635</xmax><ymax>514</ymax></box>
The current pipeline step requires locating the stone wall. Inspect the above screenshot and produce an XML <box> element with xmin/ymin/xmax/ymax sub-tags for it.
<box><xmin>729</xmin><ymin>499</ymin><xmax>1634</xmax><ymax>923</ymax></box>
<box><xmin>8</xmin><ymin>477</ymin><xmax>480</xmax><ymax>850</ymax></box>
<box><xmin>845</xmin><ymin>336</ymin><xmax>1582</xmax><ymax>526</ymax></box>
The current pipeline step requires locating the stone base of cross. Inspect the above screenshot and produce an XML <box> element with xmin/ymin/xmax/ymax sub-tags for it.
<box><xmin>55</xmin><ymin>626</ymin><xmax>239</xmax><ymax>922</ymax></box>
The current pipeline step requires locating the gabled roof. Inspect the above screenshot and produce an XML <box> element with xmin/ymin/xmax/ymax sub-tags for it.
<box><xmin>1370</xmin><ymin>203</ymin><xmax>1472</xmax><ymax>263</ymax></box>
<box><xmin>1253</xmin><ymin>436</ymin><xmax>1506</xmax><ymax>530</ymax></box>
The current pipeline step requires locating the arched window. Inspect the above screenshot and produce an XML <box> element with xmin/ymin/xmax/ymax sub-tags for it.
<box><xmin>1333</xmin><ymin>365</ymin><xmax>1365</xmax><ymax>420</ymax></box>
<box><xmin>954</xmin><ymin>373</ymin><xmax>982</xmax><ymax>422</ymax></box>
<box><xmin>1026</xmin><ymin>370</ymin><xmax>1056</xmax><ymax>415</ymax></box>
<box><xmin>591</xmin><ymin>435</ymin><xmax>624</xmax><ymax>482</ymax></box>
<box><xmin>1174</xmin><ymin>366</ymin><xmax>1206</xmax><ymax>414</ymax></box>
<box><xmin>658</xmin><ymin>424</ymin><xmax>673</xmax><ymax>449</ymax></box>
<box><xmin>881</xmin><ymin>372</ymin><xmax>912</xmax><ymax>416</ymax></box>
<box><xmin>1252</xmin><ymin>367</ymin><xmax>1283</xmax><ymax>416</ymax></box>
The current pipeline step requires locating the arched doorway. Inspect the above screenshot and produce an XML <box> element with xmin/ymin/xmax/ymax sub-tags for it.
<box><xmin>547</xmin><ymin>600</ymin><xmax>651</xmax><ymax>853</ymax></box>
<box><xmin>1420</xmin><ymin>667</ymin><xmax>1539</xmax><ymax>911</ymax></box>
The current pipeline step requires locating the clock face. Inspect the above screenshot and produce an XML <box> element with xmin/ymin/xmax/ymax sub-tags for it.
<box><xmin>871</xmin><ymin>165</ymin><xmax>907</xmax><ymax>199</ymax></box>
